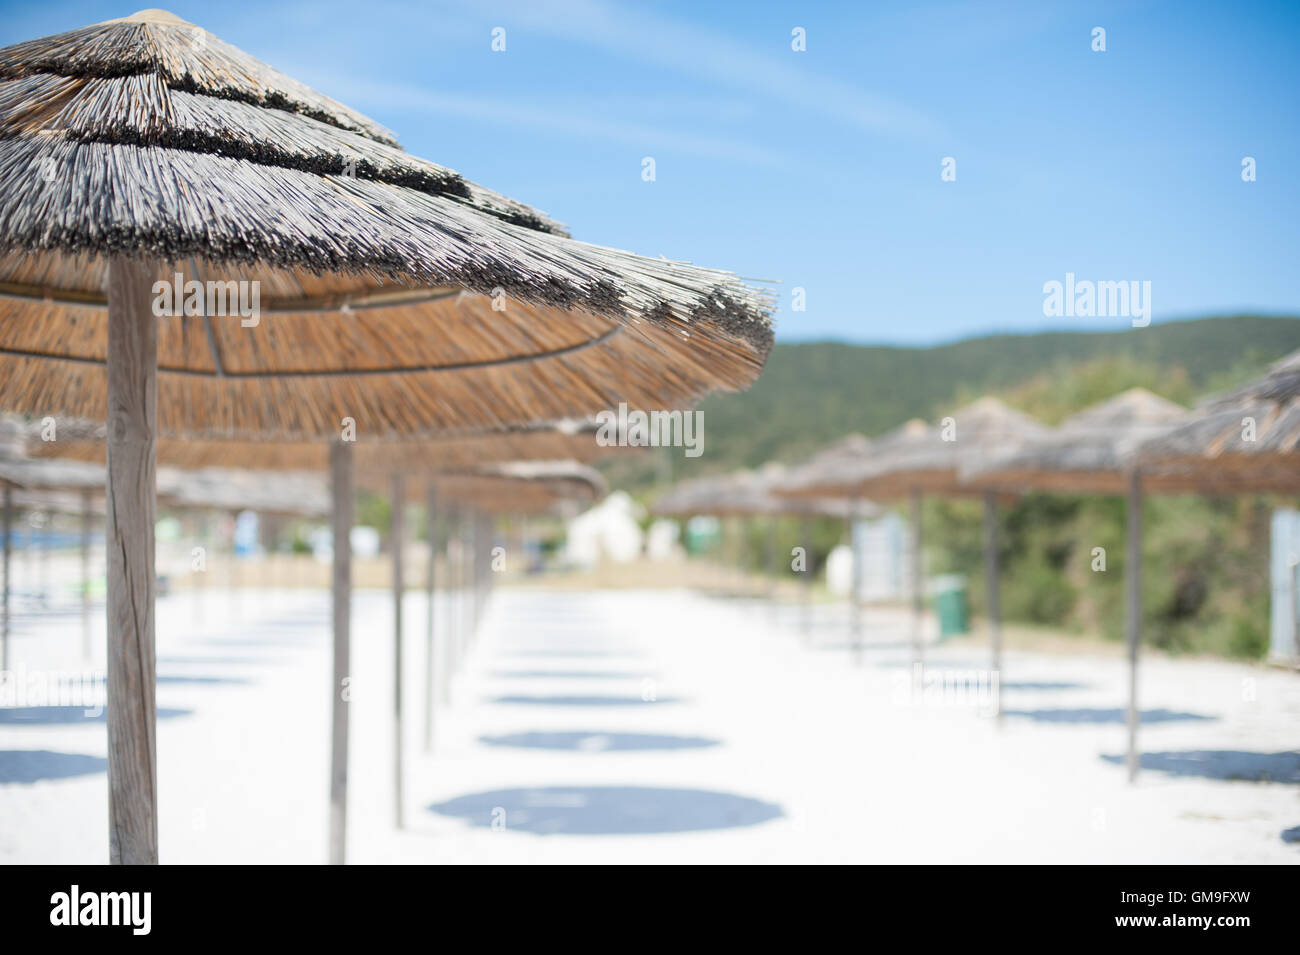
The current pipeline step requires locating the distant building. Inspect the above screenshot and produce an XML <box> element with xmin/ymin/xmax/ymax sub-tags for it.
<box><xmin>565</xmin><ymin>491</ymin><xmax>644</xmax><ymax>569</ymax></box>
<box><xmin>827</xmin><ymin>512</ymin><xmax>908</xmax><ymax>601</ymax></box>
<box><xmin>1271</xmin><ymin>510</ymin><xmax>1300</xmax><ymax>666</ymax></box>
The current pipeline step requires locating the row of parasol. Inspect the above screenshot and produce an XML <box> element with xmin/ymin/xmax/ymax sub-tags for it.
<box><xmin>0</xmin><ymin>10</ymin><xmax>776</xmax><ymax>863</ymax></box>
<box><xmin>655</xmin><ymin>354</ymin><xmax>1300</xmax><ymax>781</ymax></box>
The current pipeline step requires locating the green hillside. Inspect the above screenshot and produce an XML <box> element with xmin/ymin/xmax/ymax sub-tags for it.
<box><xmin>609</xmin><ymin>314</ymin><xmax>1300</xmax><ymax>660</ymax></box>
<box><xmin>675</xmin><ymin>315</ymin><xmax>1300</xmax><ymax>478</ymax></box>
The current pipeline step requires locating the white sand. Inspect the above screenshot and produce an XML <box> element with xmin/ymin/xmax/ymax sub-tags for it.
<box><xmin>1</xmin><ymin>585</ymin><xmax>1297</xmax><ymax>864</ymax></box>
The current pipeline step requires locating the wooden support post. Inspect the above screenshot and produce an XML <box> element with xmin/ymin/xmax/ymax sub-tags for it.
<box><xmin>328</xmin><ymin>439</ymin><xmax>353</xmax><ymax>865</ymax></box>
<box><xmin>765</xmin><ymin>517</ymin><xmax>778</xmax><ymax>626</ymax></box>
<box><xmin>424</xmin><ymin>483</ymin><xmax>437</xmax><ymax>753</ymax></box>
<box><xmin>106</xmin><ymin>256</ymin><xmax>158</xmax><ymax>865</ymax></box>
<box><xmin>800</xmin><ymin>516</ymin><xmax>813</xmax><ymax>645</ymax></box>
<box><xmin>2</xmin><ymin>485</ymin><xmax>10</xmax><ymax>671</ymax></box>
<box><xmin>1125</xmin><ymin>469</ymin><xmax>1143</xmax><ymax>783</ymax></box>
<box><xmin>191</xmin><ymin>514</ymin><xmax>202</xmax><ymax>628</ymax></box>
<box><xmin>81</xmin><ymin>488</ymin><xmax>93</xmax><ymax>661</ymax></box>
<box><xmin>910</xmin><ymin>487</ymin><xmax>924</xmax><ymax>672</ymax></box>
<box><xmin>443</xmin><ymin>506</ymin><xmax>458</xmax><ymax>698</ymax></box>
<box><xmin>850</xmin><ymin>499</ymin><xmax>863</xmax><ymax>665</ymax></box>
<box><xmin>39</xmin><ymin>509</ymin><xmax>49</xmax><ymax>607</ymax></box>
<box><xmin>229</xmin><ymin>509</ymin><xmax>241</xmax><ymax>619</ymax></box>
<box><xmin>983</xmin><ymin>490</ymin><xmax>1002</xmax><ymax>723</ymax></box>
<box><xmin>391</xmin><ymin>471</ymin><xmax>405</xmax><ymax>829</ymax></box>
<box><xmin>464</xmin><ymin>511</ymin><xmax>476</xmax><ymax>649</ymax></box>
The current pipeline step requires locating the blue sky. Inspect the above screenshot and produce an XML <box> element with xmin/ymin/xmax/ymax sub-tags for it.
<box><xmin>3</xmin><ymin>0</ymin><xmax>1298</xmax><ymax>345</ymax></box>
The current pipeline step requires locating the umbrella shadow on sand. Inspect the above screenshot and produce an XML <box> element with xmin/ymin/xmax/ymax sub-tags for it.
<box><xmin>0</xmin><ymin>706</ymin><xmax>192</xmax><ymax>725</ymax></box>
<box><xmin>479</xmin><ymin>731</ymin><xmax>721</xmax><ymax>752</ymax></box>
<box><xmin>157</xmin><ymin>675</ymin><xmax>250</xmax><ymax>686</ymax></box>
<box><xmin>1100</xmin><ymin>750</ymin><xmax>1300</xmax><ymax>783</ymax></box>
<box><xmin>0</xmin><ymin>749</ymin><xmax>107</xmax><ymax>784</ymax></box>
<box><xmin>812</xmin><ymin>641</ymin><xmax>911</xmax><ymax>652</ymax></box>
<box><xmin>487</xmin><ymin>695</ymin><xmax>682</xmax><ymax>707</ymax></box>
<box><xmin>429</xmin><ymin>785</ymin><xmax>782</xmax><ymax>835</ymax></box>
<box><xmin>1003</xmin><ymin>707</ymin><xmax>1215</xmax><ymax>725</ymax></box>
<box><xmin>487</xmin><ymin>670</ymin><xmax>652</xmax><ymax>680</ymax></box>
<box><xmin>503</xmin><ymin>650</ymin><xmax>643</xmax><ymax>660</ymax></box>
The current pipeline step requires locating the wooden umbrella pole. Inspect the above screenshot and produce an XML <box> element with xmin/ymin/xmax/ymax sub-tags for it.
<box><xmin>391</xmin><ymin>471</ymin><xmax>405</xmax><ymax>829</ymax></box>
<box><xmin>81</xmin><ymin>488</ymin><xmax>92</xmax><ymax>661</ymax></box>
<box><xmin>443</xmin><ymin>506</ymin><xmax>458</xmax><ymax>696</ymax></box>
<box><xmin>910</xmin><ymin>487</ymin><xmax>924</xmax><ymax>672</ymax></box>
<box><xmin>476</xmin><ymin>512</ymin><xmax>488</xmax><ymax>642</ymax></box>
<box><xmin>800</xmin><ymin>516</ymin><xmax>813</xmax><ymax>645</ymax></box>
<box><xmin>470</xmin><ymin>514</ymin><xmax>480</xmax><ymax>649</ymax></box>
<box><xmin>764</xmin><ymin>517</ymin><xmax>777</xmax><ymax>626</ymax></box>
<box><xmin>39</xmin><ymin>510</ymin><xmax>50</xmax><ymax>606</ymax></box>
<box><xmin>423</xmin><ymin>482</ymin><xmax>437</xmax><ymax>753</ymax></box>
<box><xmin>328</xmin><ymin>438</ymin><xmax>353</xmax><ymax>865</ymax></box>
<box><xmin>1125</xmin><ymin>468</ymin><xmax>1143</xmax><ymax>783</ymax></box>
<box><xmin>193</xmin><ymin>512</ymin><xmax>210</xmax><ymax>629</ymax></box>
<box><xmin>2</xmin><ymin>485</ymin><xmax>10</xmax><ymax>671</ymax></box>
<box><xmin>475</xmin><ymin>513</ymin><xmax>486</xmax><ymax>641</ymax></box>
<box><xmin>229</xmin><ymin>509</ymin><xmax>240</xmax><ymax>619</ymax></box>
<box><xmin>483</xmin><ymin>512</ymin><xmax>493</xmax><ymax>623</ymax></box>
<box><xmin>983</xmin><ymin>490</ymin><xmax>1002</xmax><ymax>723</ymax></box>
<box><xmin>850</xmin><ymin>499</ymin><xmax>863</xmax><ymax>665</ymax></box>
<box><xmin>105</xmin><ymin>256</ymin><xmax>158</xmax><ymax>865</ymax></box>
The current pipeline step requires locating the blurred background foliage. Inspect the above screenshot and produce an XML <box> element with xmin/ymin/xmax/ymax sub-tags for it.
<box><xmin>620</xmin><ymin>315</ymin><xmax>1300</xmax><ymax>659</ymax></box>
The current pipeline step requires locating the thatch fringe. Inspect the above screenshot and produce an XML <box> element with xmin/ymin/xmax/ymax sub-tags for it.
<box><xmin>780</xmin><ymin>398</ymin><xmax>1047</xmax><ymax>500</ymax></box>
<box><xmin>1133</xmin><ymin>351</ymin><xmax>1300</xmax><ymax>491</ymax></box>
<box><xmin>961</xmin><ymin>389</ymin><xmax>1190</xmax><ymax>493</ymax></box>
<box><xmin>0</xmin><ymin>11</ymin><xmax>775</xmax><ymax>440</ymax></box>
<box><xmin>0</xmin><ymin>11</ymin><xmax>398</xmax><ymax>145</ymax></box>
<box><xmin>0</xmin><ymin>136</ymin><xmax>771</xmax><ymax>346</ymax></box>
<box><xmin>0</xmin><ymin>72</ymin><xmax>568</xmax><ymax>235</ymax></box>
<box><xmin>656</xmin><ymin>463</ymin><xmax>869</xmax><ymax>518</ymax></box>
<box><xmin>22</xmin><ymin>418</ymin><xmax>631</xmax><ymax>472</ymax></box>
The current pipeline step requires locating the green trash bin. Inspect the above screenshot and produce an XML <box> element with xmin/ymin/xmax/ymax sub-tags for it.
<box><xmin>932</xmin><ymin>574</ymin><xmax>969</xmax><ymax>638</ymax></box>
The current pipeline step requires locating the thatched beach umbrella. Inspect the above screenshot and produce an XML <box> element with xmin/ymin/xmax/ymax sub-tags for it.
<box><xmin>962</xmin><ymin>388</ymin><xmax>1189</xmax><ymax>765</ymax></box>
<box><xmin>1134</xmin><ymin>352</ymin><xmax>1300</xmax><ymax>669</ymax></box>
<box><xmin>654</xmin><ymin>468</ymin><xmax>775</xmax><ymax>594</ymax></box>
<box><xmin>779</xmin><ymin>398</ymin><xmax>1048</xmax><ymax>669</ymax></box>
<box><xmin>26</xmin><ymin>418</ymin><xmax>630</xmax><ymax>472</ymax></box>
<box><xmin>35</xmin><ymin>418</ymin><xmax>622</xmax><ymax>841</ymax></box>
<box><xmin>1134</xmin><ymin>351</ymin><xmax>1300</xmax><ymax>492</ymax></box>
<box><xmin>656</xmin><ymin>463</ymin><xmax>867</xmax><ymax>644</ymax></box>
<box><xmin>769</xmin><ymin>436</ymin><xmax>875</xmax><ymax>648</ymax></box>
<box><xmin>366</xmin><ymin>458</ymin><xmax>606</xmax><ymax>826</ymax></box>
<box><xmin>0</xmin><ymin>10</ymin><xmax>772</xmax><ymax>865</ymax></box>
<box><xmin>0</xmin><ymin>452</ymin><xmax>105</xmax><ymax>665</ymax></box>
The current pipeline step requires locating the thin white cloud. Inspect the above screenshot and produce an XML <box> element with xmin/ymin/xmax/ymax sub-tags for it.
<box><xmin>341</xmin><ymin>78</ymin><xmax>787</xmax><ymax>166</ymax></box>
<box><xmin>464</xmin><ymin>0</ymin><xmax>946</xmax><ymax>141</ymax></box>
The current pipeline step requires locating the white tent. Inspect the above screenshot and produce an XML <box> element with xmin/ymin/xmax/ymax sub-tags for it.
<box><xmin>565</xmin><ymin>492</ymin><xmax>645</xmax><ymax>569</ymax></box>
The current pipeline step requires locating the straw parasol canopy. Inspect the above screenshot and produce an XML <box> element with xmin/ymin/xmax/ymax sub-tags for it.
<box><xmin>0</xmin><ymin>9</ymin><xmax>776</xmax><ymax>865</ymax></box>
<box><xmin>656</xmin><ymin>462</ymin><xmax>872</xmax><ymax>520</ymax></box>
<box><xmin>0</xmin><ymin>10</ymin><xmax>773</xmax><ymax>440</ymax></box>
<box><xmin>778</xmin><ymin>398</ymin><xmax>1049</xmax><ymax>500</ymax></box>
<box><xmin>773</xmin><ymin>397</ymin><xmax>1048</xmax><ymax>669</ymax></box>
<box><xmin>1133</xmin><ymin>350</ymin><xmax>1300</xmax><ymax>492</ymax></box>
<box><xmin>423</xmin><ymin>461</ymin><xmax>607</xmax><ymax>515</ymax></box>
<box><xmin>959</xmin><ymin>388</ymin><xmax>1197</xmax><ymax>778</ymax></box>
<box><xmin>961</xmin><ymin>388</ymin><xmax>1191</xmax><ymax>493</ymax></box>
<box><xmin>769</xmin><ymin>434</ymin><xmax>871</xmax><ymax>498</ymax></box>
<box><xmin>654</xmin><ymin>468</ymin><xmax>780</xmax><ymax>518</ymax></box>
<box><xmin>22</xmin><ymin>416</ymin><xmax>634</xmax><ymax>472</ymax></box>
<box><xmin>0</xmin><ymin>453</ymin><xmax>105</xmax><ymax>493</ymax></box>
<box><xmin>158</xmin><ymin>466</ymin><xmax>330</xmax><ymax>519</ymax></box>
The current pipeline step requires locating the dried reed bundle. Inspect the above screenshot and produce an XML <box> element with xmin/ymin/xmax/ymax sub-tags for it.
<box><xmin>0</xmin><ymin>10</ymin><xmax>774</xmax><ymax>439</ymax></box>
